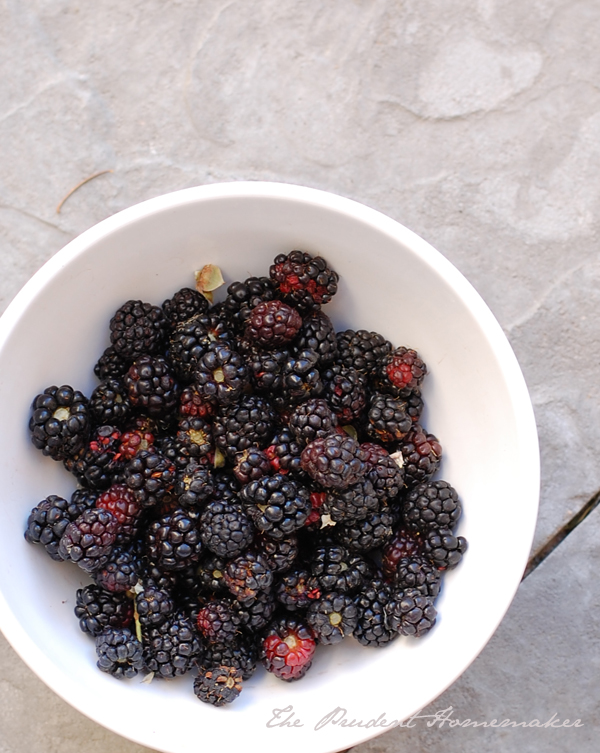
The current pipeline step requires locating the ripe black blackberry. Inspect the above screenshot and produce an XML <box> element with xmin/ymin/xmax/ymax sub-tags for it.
<box><xmin>353</xmin><ymin>577</ymin><xmax>397</xmax><ymax>647</ymax></box>
<box><xmin>196</xmin><ymin>598</ymin><xmax>238</xmax><ymax>643</ymax></box>
<box><xmin>194</xmin><ymin>342</ymin><xmax>249</xmax><ymax>406</ymax></box>
<box><xmin>300</xmin><ymin>432</ymin><xmax>368</xmax><ymax>490</ymax></box>
<box><xmin>265</xmin><ymin>427</ymin><xmax>303</xmax><ymax>476</ymax></box>
<box><xmin>175</xmin><ymin>416</ymin><xmax>214</xmax><ymax>463</ymax></box>
<box><xmin>280</xmin><ymin>349</ymin><xmax>324</xmax><ymax>405</ymax></box>
<box><xmin>123</xmin><ymin>449</ymin><xmax>176</xmax><ymax>508</ymax></box>
<box><xmin>270</xmin><ymin>250</ymin><xmax>339</xmax><ymax>313</ymax></box>
<box><xmin>405</xmin><ymin>388</ymin><xmax>425</xmax><ymax>423</ymax></box>
<box><xmin>58</xmin><ymin>507</ymin><xmax>119</xmax><ymax>572</ymax></box>
<box><xmin>333</xmin><ymin>505</ymin><xmax>395</xmax><ymax>553</ymax></box>
<box><xmin>261</xmin><ymin>615</ymin><xmax>316</xmax><ymax>680</ymax></box>
<box><xmin>246</xmin><ymin>346</ymin><xmax>289</xmax><ymax>394</ymax></box>
<box><xmin>240</xmin><ymin>474</ymin><xmax>311</xmax><ymax>539</ymax></box>
<box><xmin>289</xmin><ymin>398</ymin><xmax>338</xmax><ymax>446</ymax></box>
<box><xmin>233</xmin><ymin>588</ymin><xmax>277</xmax><ymax>632</ymax></box>
<box><xmin>308</xmin><ymin>544</ymin><xmax>371</xmax><ymax>595</ymax></box>
<box><xmin>376</xmin><ymin>346</ymin><xmax>427</xmax><ymax>397</ymax></box>
<box><xmin>323</xmin><ymin>365</ymin><xmax>367</xmax><ymax>424</ymax></box>
<box><xmin>94</xmin><ymin>546</ymin><xmax>140</xmax><ymax>593</ymax></box>
<box><xmin>96</xmin><ymin>627</ymin><xmax>145</xmax><ymax>679</ymax></box>
<box><xmin>367</xmin><ymin>392</ymin><xmax>412</xmax><ymax>443</ymax></box>
<box><xmin>201</xmin><ymin>637</ymin><xmax>258</xmax><ymax>681</ymax></box>
<box><xmin>324</xmin><ymin>477</ymin><xmax>380</xmax><ymax>523</ymax></box>
<box><xmin>145</xmin><ymin>508</ymin><xmax>203</xmax><ymax>572</ymax></box>
<box><xmin>175</xmin><ymin>461</ymin><xmax>214</xmax><ymax>508</ymax></box>
<box><xmin>255</xmin><ymin>533</ymin><xmax>298</xmax><ymax>574</ymax></box>
<box><xmin>167</xmin><ymin>314</ymin><xmax>211</xmax><ymax>381</ymax></box>
<box><xmin>306</xmin><ymin>591</ymin><xmax>358</xmax><ymax>644</ymax></box>
<box><xmin>135</xmin><ymin>585</ymin><xmax>175</xmax><ymax>628</ymax></box>
<box><xmin>385</xmin><ymin>587</ymin><xmax>437</xmax><ymax>637</ymax></box>
<box><xmin>144</xmin><ymin>612</ymin><xmax>202</xmax><ymax>679</ymax></box>
<box><xmin>29</xmin><ymin>385</ymin><xmax>90</xmax><ymax>461</ymax></box>
<box><xmin>24</xmin><ymin>494</ymin><xmax>89</xmax><ymax>561</ymax></box>
<box><xmin>223</xmin><ymin>552</ymin><xmax>273</xmax><ymax>605</ymax></box>
<box><xmin>393</xmin><ymin>555</ymin><xmax>442</xmax><ymax>599</ymax></box>
<box><xmin>403</xmin><ymin>480</ymin><xmax>462</xmax><ymax>535</ymax></box>
<box><xmin>398</xmin><ymin>426</ymin><xmax>443</xmax><ymax>490</ymax></box>
<box><xmin>210</xmin><ymin>471</ymin><xmax>241</xmax><ymax>504</ymax></box>
<box><xmin>199</xmin><ymin>500</ymin><xmax>255</xmax><ymax>559</ymax></box>
<box><xmin>212</xmin><ymin>395</ymin><xmax>276</xmax><ymax>460</ymax></box>
<box><xmin>362</xmin><ymin>445</ymin><xmax>405</xmax><ymax>501</ymax></box>
<box><xmin>245</xmin><ymin>300</ymin><xmax>303</xmax><ymax>349</ymax></box>
<box><xmin>64</xmin><ymin>425</ymin><xmax>125</xmax><ymax>491</ymax></box>
<box><xmin>70</xmin><ymin>487</ymin><xmax>99</xmax><ymax>510</ymax></box>
<box><xmin>275</xmin><ymin>568</ymin><xmax>319</xmax><ymax>611</ymax></box>
<box><xmin>292</xmin><ymin>310</ymin><xmax>338</xmax><ymax>367</ymax></box>
<box><xmin>94</xmin><ymin>346</ymin><xmax>130</xmax><ymax>380</ymax></box>
<box><xmin>89</xmin><ymin>378</ymin><xmax>131</xmax><ymax>428</ymax></box>
<box><xmin>124</xmin><ymin>355</ymin><xmax>180</xmax><ymax>418</ymax></box>
<box><xmin>336</xmin><ymin>329</ymin><xmax>392</xmax><ymax>378</ymax></box>
<box><xmin>422</xmin><ymin>528</ymin><xmax>468</xmax><ymax>570</ymax></box>
<box><xmin>194</xmin><ymin>664</ymin><xmax>243</xmax><ymax>706</ymax></box>
<box><xmin>162</xmin><ymin>287</ymin><xmax>209</xmax><ymax>328</ymax></box>
<box><xmin>223</xmin><ymin>276</ymin><xmax>277</xmax><ymax>332</ymax></box>
<box><xmin>109</xmin><ymin>299</ymin><xmax>167</xmax><ymax>359</ymax></box>
<box><xmin>233</xmin><ymin>448</ymin><xmax>272</xmax><ymax>485</ymax></box>
<box><xmin>74</xmin><ymin>584</ymin><xmax>133</xmax><ymax>636</ymax></box>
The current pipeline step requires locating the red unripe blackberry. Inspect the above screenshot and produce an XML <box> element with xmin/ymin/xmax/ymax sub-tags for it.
<box><xmin>378</xmin><ymin>346</ymin><xmax>427</xmax><ymax>396</ymax></box>
<box><xmin>96</xmin><ymin>484</ymin><xmax>141</xmax><ymax>545</ymax></box>
<box><xmin>197</xmin><ymin>599</ymin><xmax>238</xmax><ymax>643</ymax></box>
<box><xmin>245</xmin><ymin>300</ymin><xmax>302</xmax><ymax>349</ymax></box>
<box><xmin>262</xmin><ymin>615</ymin><xmax>316</xmax><ymax>681</ymax></box>
<box><xmin>178</xmin><ymin>385</ymin><xmax>215</xmax><ymax>420</ymax></box>
<box><xmin>270</xmin><ymin>250</ymin><xmax>339</xmax><ymax>313</ymax></box>
<box><xmin>118</xmin><ymin>427</ymin><xmax>155</xmax><ymax>460</ymax></box>
<box><xmin>381</xmin><ymin>526</ymin><xmax>422</xmax><ymax>580</ymax></box>
<box><xmin>109</xmin><ymin>299</ymin><xmax>167</xmax><ymax>359</ymax></box>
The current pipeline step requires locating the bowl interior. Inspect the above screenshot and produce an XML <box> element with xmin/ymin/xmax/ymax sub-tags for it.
<box><xmin>0</xmin><ymin>183</ymin><xmax>539</xmax><ymax>753</ymax></box>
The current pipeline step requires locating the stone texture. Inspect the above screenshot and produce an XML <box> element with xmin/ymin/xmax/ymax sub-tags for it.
<box><xmin>0</xmin><ymin>0</ymin><xmax>598</xmax><ymax>751</ymax></box>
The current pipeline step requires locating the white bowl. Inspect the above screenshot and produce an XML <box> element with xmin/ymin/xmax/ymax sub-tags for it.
<box><xmin>0</xmin><ymin>182</ymin><xmax>539</xmax><ymax>753</ymax></box>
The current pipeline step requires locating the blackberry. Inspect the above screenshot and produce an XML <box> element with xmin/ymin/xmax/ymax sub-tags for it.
<box><xmin>196</xmin><ymin>598</ymin><xmax>238</xmax><ymax>643</ymax></box>
<box><xmin>74</xmin><ymin>584</ymin><xmax>133</xmax><ymax>636</ymax></box>
<box><xmin>367</xmin><ymin>392</ymin><xmax>412</xmax><ymax>443</ymax></box>
<box><xmin>123</xmin><ymin>449</ymin><xmax>176</xmax><ymax>508</ymax></box>
<box><xmin>255</xmin><ymin>533</ymin><xmax>298</xmax><ymax>574</ymax></box>
<box><xmin>94</xmin><ymin>547</ymin><xmax>140</xmax><ymax>593</ymax></box>
<box><xmin>223</xmin><ymin>277</ymin><xmax>277</xmax><ymax>332</ymax></box>
<box><xmin>96</xmin><ymin>627</ymin><xmax>145</xmax><ymax>679</ymax></box>
<box><xmin>399</xmin><ymin>427</ymin><xmax>443</xmax><ymax>490</ymax></box>
<box><xmin>261</xmin><ymin>615</ymin><xmax>316</xmax><ymax>680</ymax></box>
<box><xmin>70</xmin><ymin>487</ymin><xmax>99</xmax><ymax>510</ymax></box>
<box><xmin>194</xmin><ymin>342</ymin><xmax>249</xmax><ymax>406</ymax></box>
<box><xmin>382</xmin><ymin>526</ymin><xmax>423</xmax><ymax>580</ymax></box>
<box><xmin>377</xmin><ymin>346</ymin><xmax>427</xmax><ymax>396</ymax></box>
<box><xmin>175</xmin><ymin>416</ymin><xmax>214</xmax><ymax>463</ymax></box>
<box><xmin>136</xmin><ymin>585</ymin><xmax>175</xmax><ymax>628</ymax></box>
<box><xmin>178</xmin><ymin>385</ymin><xmax>215</xmax><ymax>420</ymax></box>
<box><xmin>300</xmin><ymin>432</ymin><xmax>368</xmax><ymax>490</ymax></box>
<box><xmin>223</xmin><ymin>552</ymin><xmax>273</xmax><ymax>605</ymax></box>
<box><xmin>270</xmin><ymin>250</ymin><xmax>339</xmax><ymax>313</ymax></box>
<box><xmin>24</xmin><ymin>494</ymin><xmax>88</xmax><ymax>561</ymax></box>
<box><xmin>213</xmin><ymin>395</ymin><xmax>276</xmax><ymax>460</ymax></box>
<box><xmin>144</xmin><ymin>612</ymin><xmax>202</xmax><ymax>679</ymax></box>
<box><xmin>324</xmin><ymin>477</ymin><xmax>380</xmax><ymax>523</ymax></box>
<box><xmin>94</xmin><ymin>346</ymin><xmax>130</xmax><ymax>380</ymax></box>
<box><xmin>58</xmin><ymin>507</ymin><xmax>119</xmax><ymax>572</ymax></box>
<box><xmin>201</xmin><ymin>637</ymin><xmax>258</xmax><ymax>681</ymax></box>
<box><xmin>275</xmin><ymin>568</ymin><xmax>319</xmax><ymax>611</ymax></box>
<box><xmin>405</xmin><ymin>388</ymin><xmax>425</xmax><ymax>423</ymax></box>
<box><xmin>194</xmin><ymin>665</ymin><xmax>243</xmax><ymax>706</ymax></box>
<box><xmin>353</xmin><ymin>577</ymin><xmax>397</xmax><ymax>647</ymax></box>
<box><xmin>292</xmin><ymin>310</ymin><xmax>338</xmax><ymax>367</ymax></box>
<box><xmin>334</xmin><ymin>505</ymin><xmax>395</xmax><ymax>552</ymax></box>
<box><xmin>232</xmin><ymin>588</ymin><xmax>276</xmax><ymax>632</ymax></box>
<box><xmin>265</xmin><ymin>427</ymin><xmax>303</xmax><ymax>476</ymax></box>
<box><xmin>306</xmin><ymin>592</ymin><xmax>358</xmax><ymax>644</ymax></box>
<box><xmin>240</xmin><ymin>474</ymin><xmax>311</xmax><ymax>539</ymax></box>
<box><xmin>199</xmin><ymin>500</ymin><xmax>254</xmax><ymax>558</ymax></box>
<box><xmin>96</xmin><ymin>484</ymin><xmax>141</xmax><ymax>545</ymax></box>
<box><xmin>308</xmin><ymin>544</ymin><xmax>371</xmax><ymax>594</ymax></box>
<box><xmin>118</xmin><ymin>424</ymin><xmax>156</xmax><ymax>461</ymax></box>
<box><xmin>145</xmin><ymin>508</ymin><xmax>203</xmax><ymax>571</ymax></box>
<box><xmin>210</xmin><ymin>472</ymin><xmax>241</xmax><ymax>504</ymax></box>
<box><xmin>403</xmin><ymin>480</ymin><xmax>462</xmax><ymax>535</ymax></box>
<box><xmin>363</xmin><ymin>446</ymin><xmax>405</xmax><ymax>501</ymax></box>
<box><xmin>162</xmin><ymin>287</ymin><xmax>209</xmax><ymax>328</ymax></box>
<box><xmin>393</xmin><ymin>555</ymin><xmax>442</xmax><ymax>599</ymax></box>
<box><xmin>109</xmin><ymin>299</ymin><xmax>167</xmax><ymax>359</ymax></box>
<box><xmin>64</xmin><ymin>425</ymin><xmax>125</xmax><ymax>491</ymax></box>
<box><xmin>280</xmin><ymin>349</ymin><xmax>324</xmax><ymax>405</ymax></box>
<box><xmin>124</xmin><ymin>355</ymin><xmax>180</xmax><ymax>418</ymax></box>
<box><xmin>167</xmin><ymin>315</ymin><xmax>211</xmax><ymax>381</ymax></box>
<box><xmin>89</xmin><ymin>378</ymin><xmax>131</xmax><ymax>428</ymax></box>
<box><xmin>233</xmin><ymin>448</ymin><xmax>272</xmax><ymax>485</ymax></box>
<box><xmin>175</xmin><ymin>461</ymin><xmax>214</xmax><ymax>508</ymax></box>
<box><xmin>422</xmin><ymin>528</ymin><xmax>468</xmax><ymax>570</ymax></box>
<box><xmin>336</xmin><ymin>329</ymin><xmax>392</xmax><ymax>378</ymax></box>
<box><xmin>385</xmin><ymin>587</ymin><xmax>437</xmax><ymax>637</ymax></box>
<box><xmin>323</xmin><ymin>366</ymin><xmax>367</xmax><ymax>424</ymax></box>
<box><xmin>245</xmin><ymin>300</ymin><xmax>302</xmax><ymax>350</ymax></box>
<box><xmin>195</xmin><ymin>554</ymin><xmax>229</xmax><ymax>594</ymax></box>
<box><xmin>246</xmin><ymin>346</ymin><xmax>289</xmax><ymax>394</ymax></box>
<box><xmin>289</xmin><ymin>398</ymin><xmax>338</xmax><ymax>446</ymax></box>
<box><xmin>29</xmin><ymin>385</ymin><xmax>90</xmax><ymax>461</ymax></box>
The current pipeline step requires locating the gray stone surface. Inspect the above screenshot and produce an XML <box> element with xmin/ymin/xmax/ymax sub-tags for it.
<box><xmin>0</xmin><ymin>0</ymin><xmax>598</xmax><ymax>751</ymax></box>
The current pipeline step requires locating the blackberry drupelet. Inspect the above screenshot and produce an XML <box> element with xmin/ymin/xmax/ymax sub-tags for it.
<box><xmin>233</xmin><ymin>448</ymin><xmax>272</xmax><ymax>485</ymax></box>
<box><xmin>24</xmin><ymin>494</ymin><xmax>88</xmax><ymax>561</ymax></box>
<box><xmin>123</xmin><ymin>449</ymin><xmax>176</xmax><ymax>508</ymax></box>
<box><xmin>223</xmin><ymin>552</ymin><xmax>273</xmax><ymax>605</ymax></box>
<box><xmin>212</xmin><ymin>395</ymin><xmax>276</xmax><ymax>460</ymax></box>
<box><xmin>393</xmin><ymin>555</ymin><xmax>442</xmax><ymax>599</ymax></box>
<box><xmin>353</xmin><ymin>577</ymin><xmax>397</xmax><ymax>647</ymax></box>
<box><xmin>223</xmin><ymin>276</ymin><xmax>277</xmax><ymax>332</ymax></box>
<box><xmin>89</xmin><ymin>378</ymin><xmax>131</xmax><ymax>428</ymax></box>
<box><xmin>289</xmin><ymin>398</ymin><xmax>338</xmax><ymax>446</ymax></box>
<box><xmin>292</xmin><ymin>310</ymin><xmax>338</xmax><ymax>367</ymax></box>
<box><xmin>194</xmin><ymin>341</ymin><xmax>249</xmax><ymax>406</ymax></box>
<box><xmin>324</xmin><ymin>477</ymin><xmax>380</xmax><ymax>523</ymax></box>
<box><xmin>29</xmin><ymin>385</ymin><xmax>90</xmax><ymax>461</ymax></box>
<box><xmin>74</xmin><ymin>584</ymin><xmax>133</xmax><ymax>636</ymax></box>
<box><xmin>385</xmin><ymin>587</ymin><xmax>437</xmax><ymax>637</ymax></box>
<box><xmin>245</xmin><ymin>300</ymin><xmax>303</xmax><ymax>349</ymax></box>
<box><xmin>300</xmin><ymin>432</ymin><xmax>368</xmax><ymax>490</ymax></box>
<box><xmin>194</xmin><ymin>665</ymin><xmax>243</xmax><ymax>706</ymax></box>
<box><xmin>94</xmin><ymin>547</ymin><xmax>140</xmax><ymax>593</ymax></box>
<box><xmin>397</xmin><ymin>424</ymin><xmax>442</xmax><ymax>490</ymax></box>
<box><xmin>143</xmin><ymin>612</ymin><xmax>202</xmax><ymax>679</ymax></box>
<box><xmin>367</xmin><ymin>392</ymin><xmax>412</xmax><ymax>443</ymax></box>
<box><xmin>323</xmin><ymin>365</ymin><xmax>367</xmax><ymax>424</ymax></box>
<box><xmin>58</xmin><ymin>507</ymin><xmax>119</xmax><ymax>572</ymax></box>
<box><xmin>336</xmin><ymin>329</ymin><xmax>392</xmax><ymax>378</ymax></box>
<box><xmin>175</xmin><ymin>461</ymin><xmax>214</xmax><ymax>508</ymax></box>
<box><xmin>422</xmin><ymin>528</ymin><xmax>468</xmax><ymax>570</ymax></box>
<box><xmin>240</xmin><ymin>474</ymin><xmax>311</xmax><ymax>539</ymax></box>
<box><xmin>261</xmin><ymin>615</ymin><xmax>316</xmax><ymax>680</ymax></box>
<box><xmin>124</xmin><ymin>355</ymin><xmax>180</xmax><ymax>418</ymax></box>
<box><xmin>135</xmin><ymin>585</ymin><xmax>175</xmax><ymax>628</ymax></box>
<box><xmin>308</xmin><ymin>544</ymin><xmax>371</xmax><ymax>595</ymax></box>
<box><xmin>334</xmin><ymin>505</ymin><xmax>395</xmax><ymax>553</ymax></box>
<box><xmin>145</xmin><ymin>508</ymin><xmax>203</xmax><ymax>571</ymax></box>
<box><xmin>64</xmin><ymin>425</ymin><xmax>125</xmax><ymax>491</ymax></box>
<box><xmin>306</xmin><ymin>591</ymin><xmax>358</xmax><ymax>644</ymax></box>
<box><xmin>109</xmin><ymin>299</ymin><xmax>167</xmax><ymax>359</ymax></box>
<box><xmin>199</xmin><ymin>500</ymin><xmax>255</xmax><ymax>558</ymax></box>
<box><xmin>402</xmin><ymin>480</ymin><xmax>462</xmax><ymax>535</ymax></box>
<box><xmin>162</xmin><ymin>287</ymin><xmax>209</xmax><ymax>328</ymax></box>
<box><xmin>96</xmin><ymin>627</ymin><xmax>145</xmax><ymax>679</ymax></box>
<box><xmin>94</xmin><ymin>346</ymin><xmax>130</xmax><ymax>380</ymax></box>
<box><xmin>270</xmin><ymin>250</ymin><xmax>339</xmax><ymax>313</ymax></box>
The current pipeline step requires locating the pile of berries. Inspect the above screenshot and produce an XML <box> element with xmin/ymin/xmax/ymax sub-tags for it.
<box><xmin>24</xmin><ymin>249</ymin><xmax>467</xmax><ymax>706</ymax></box>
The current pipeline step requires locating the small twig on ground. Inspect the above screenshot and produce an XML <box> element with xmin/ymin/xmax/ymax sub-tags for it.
<box><xmin>56</xmin><ymin>169</ymin><xmax>113</xmax><ymax>213</ymax></box>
